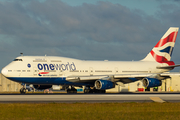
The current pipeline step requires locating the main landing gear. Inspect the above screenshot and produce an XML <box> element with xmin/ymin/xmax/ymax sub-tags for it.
<box><xmin>84</xmin><ymin>87</ymin><xmax>106</xmax><ymax>93</ymax></box>
<box><xmin>66</xmin><ymin>86</ymin><xmax>106</xmax><ymax>94</ymax></box>
<box><xmin>66</xmin><ymin>86</ymin><xmax>77</xmax><ymax>93</ymax></box>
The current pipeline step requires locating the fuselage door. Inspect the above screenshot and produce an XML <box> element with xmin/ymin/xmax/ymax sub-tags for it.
<box><xmin>33</xmin><ymin>67</ymin><xmax>39</xmax><ymax>77</ymax></box>
<box><xmin>50</xmin><ymin>60</ymin><xmax>63</xmax><ymax>77</ymax></box>
<box><xmin>115</xmin><ymin>67</ymin><xmax>118</xmax><ymax>74</ymax></box>
<box><xmin>148</xmin><ymin>68</ymin><xmax>152</xmax><ymax>73</ymax></box>
<box><xmin>32</xmin><ymin>58</ymin><xmax>48</xmax><ymax>77</ymax></box>
<box><xmin>89</xmin><ymin>67</ymin><xmax>93</xmax><ymax>76</ymax></box>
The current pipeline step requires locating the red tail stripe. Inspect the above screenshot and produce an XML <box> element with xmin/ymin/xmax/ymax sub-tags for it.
<box><xmin>161</xmin><ymin>61</ymin><xmax>175</xmax><ymax>66</ymax></box>
<box><xmin>154</xmin><ymin>32</ymin><xmax>177</xmax><ymax>47</ymax></box>
<box><xmin>150</xmin><ymin>50</ymin><xmax>168</xmax><ymax>62</ymax></box>
<box><xmin>150</xmin><ymin>51</ymin><xmax>175</xmax><ymax>66</ymax></box>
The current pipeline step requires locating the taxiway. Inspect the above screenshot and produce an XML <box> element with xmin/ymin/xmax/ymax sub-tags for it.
<box><xmin>0</xmin><ymin>93</ymin><xmax>180</xmax><ymax>103</ymax></box>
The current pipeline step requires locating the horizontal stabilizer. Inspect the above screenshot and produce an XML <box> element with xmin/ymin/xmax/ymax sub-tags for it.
<box><xmin>156</xmin><ymin>64</ymin><xmax>180</xmax><ymax>69</ymax></box>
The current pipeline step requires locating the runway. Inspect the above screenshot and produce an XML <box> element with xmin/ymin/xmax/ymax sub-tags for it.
<box><xmin>1</xmin><ymin>93</ymin><xmax>180</xmax><ymax>103</ymax></box>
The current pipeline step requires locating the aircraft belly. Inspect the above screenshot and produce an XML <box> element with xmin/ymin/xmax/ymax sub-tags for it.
<box><xmin>7</xmin><ymin>77</ymin><xmax>93</xmax><ymax>86</ymax></box>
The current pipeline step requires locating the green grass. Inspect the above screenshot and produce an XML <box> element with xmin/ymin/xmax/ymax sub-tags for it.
<box><xmin>0</xmin><ymin>102</ymin><xmax>180</xmax><ymax>120</ymax></box>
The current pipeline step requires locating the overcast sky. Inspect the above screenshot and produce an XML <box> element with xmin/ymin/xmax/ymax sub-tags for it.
<box><xmin>0</xmin><ymin>0</ymin><xmax>180</xmax><ymax>71</ymax></box>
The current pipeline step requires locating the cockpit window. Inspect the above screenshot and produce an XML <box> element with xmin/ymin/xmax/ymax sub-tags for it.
<box><xmin>14</xmin><ymin>59</ymin><xmax>23</xmax><ymax>61</ymax></box>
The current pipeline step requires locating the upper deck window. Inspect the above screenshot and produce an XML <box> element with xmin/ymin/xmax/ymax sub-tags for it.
<box><xmin>14</xmin><ymin>59</ymin><xmax>23</xmax><ymax>61</ymax></box>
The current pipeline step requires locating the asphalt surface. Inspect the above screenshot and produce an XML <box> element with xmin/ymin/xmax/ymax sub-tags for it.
<box><xmin>1</xmin><ymin>92</ymin><xmax>180</xmax><ymax>103</ymax></box>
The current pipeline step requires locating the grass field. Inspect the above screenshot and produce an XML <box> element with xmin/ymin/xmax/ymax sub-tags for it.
<box><xmin>0</xmin><ymin>102</ymin><xmax>180</xmax><ymax>120</ymax></box>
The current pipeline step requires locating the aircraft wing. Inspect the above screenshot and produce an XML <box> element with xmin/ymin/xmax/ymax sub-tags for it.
<box><xmin>66</xmin><ymin>73</ymin><xmax>171</xmax><ymax>84</ymax></box>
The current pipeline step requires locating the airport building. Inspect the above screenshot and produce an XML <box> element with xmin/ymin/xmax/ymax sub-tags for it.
<box><xmin>0</xmin><ymin>73</ymin><xmax>180</xmax><ymax>92</ymax></box>
<box><xmin>105</xmin><ymin>73</ymin><xmax>180</xmax><ymax>92</ymax></box>
<box><xmin>0</xmin><ymin>73</ymin><xmax>21</xmax><ymax>92</ymax></box>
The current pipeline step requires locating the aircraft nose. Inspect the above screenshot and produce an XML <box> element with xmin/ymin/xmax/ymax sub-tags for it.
<box><xmin>1</xmin><ymin>67</ymin><xmax>8</xmax><ymax>76</ymax></box>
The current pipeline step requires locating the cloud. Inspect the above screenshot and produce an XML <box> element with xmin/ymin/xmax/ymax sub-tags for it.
<box><xmin>0</xmin><ymin>0</ymin><xmax>179</xmax><ymax>71</ymax></box>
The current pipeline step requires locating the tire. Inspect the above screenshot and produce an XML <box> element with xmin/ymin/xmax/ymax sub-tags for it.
<box><xmin>101</xmin><ymin>90</ymin><xmax>106</xmax><ymax>93</ymax></box>
<box><xmin>84</xmin><ymin>89</ymin><xmax>90</xmax><ymax>93</ymax></box>
<box><xmin>94</xmin><ymin>89</ymin><xmax>106</xmax><ymax>93</ymax></box>
<box><xmin>67</xmin><ymin>89</ymin><xmax>77</xmax><ymax>93</ymax></box>
<box><xmin>73</xmin><ymin>90</ymin><xmax>77</xmax><ymax>93</ymax></box>
<box><xmin>20</xmin><ymin>88</ymin><xmax>26</xmax><ymax>94</ymax></box>
<box><xmin>20</xmin><ymin>88</ymin><xmax>23</xmax><ymax>94</ymax></box>
<box><xmin>67</xmin><ymin>89</ymin><xmax>71</xmax><ymax>93</ymax></box>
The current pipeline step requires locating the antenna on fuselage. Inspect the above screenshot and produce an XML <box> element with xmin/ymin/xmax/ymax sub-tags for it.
<box><xmin>20</xmin><ymin>53</ymin><xmax>23</xmax><ymax>56</ymax></box>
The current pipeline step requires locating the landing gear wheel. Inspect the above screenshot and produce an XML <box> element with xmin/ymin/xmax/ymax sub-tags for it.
<box><xmin>84</xmin><ymin>88</ymin><xmax>94</xmax><ymax>93</ymax></box>
<box><xmin>67</xmin><ymin>89</ymin><xmax>71</xmax><ymax>93</ymax></box>
<box><xmin>73</xmin><ymin>90</ymin><xmax>77</xmax><ymax>93</ymax></box>
<box><xmin>66</xmin><ymin>88</ymin><xmax>77</xmax><ymax>94</ymax></box>
<box><xmin>84</xmin><ymin>89</ymin><xmax>90</xmax><ymax>93</ymax></box>
<box><xmin>94</xmin><ymin>89</ymin><xmax>106</xmax><ymax>93</ymax></box>
<box><xmin>20</xmin><ymin>88</ymin><xmax>26</xmax><ymax>94</ymax></box>
<box><xmin>100</xmin><ymin>90</ymin><xmax>106</xmax><ymax>93</ymax></box>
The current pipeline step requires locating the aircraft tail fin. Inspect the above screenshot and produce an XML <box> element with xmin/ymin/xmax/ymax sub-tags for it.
<box><xmin>142</xmin><ymin>27</ymin><xmax>179</xmax><ymax>66</ymax></box>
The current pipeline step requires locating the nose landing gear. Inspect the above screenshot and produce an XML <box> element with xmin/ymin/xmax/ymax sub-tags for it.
<box><xmin>20</xmin><ymin>83</ymin><xmax>26</xmax><ymax>94</ymax></box>
<box><xmin>20</xmin><ymin>87</ymin><xmax>26</xmax><ymax>94</ymax></box>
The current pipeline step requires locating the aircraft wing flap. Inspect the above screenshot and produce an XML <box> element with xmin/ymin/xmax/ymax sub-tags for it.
<box><xmin>114</xmin><ymin>73</ymin><xmax>171</xmax><ymax>80</ymax></box>
<box><xmin>79</xmin><ymin>76</ymin><xmax>108</xmax><ymax>80</ymax></box>
<box><xmin>113</xmin><ymin>74</ymin><xmax>153</xmax><ymax>78</ymax></box>
<box><xmin>160</xmin><ymin>72</ymin><xmax>180</xmax><ymax>76</ymax></box>
<box><xmin>66</xmin><ymin>75</ymin><xmax>109</xmax><ymax>81</ymax></box>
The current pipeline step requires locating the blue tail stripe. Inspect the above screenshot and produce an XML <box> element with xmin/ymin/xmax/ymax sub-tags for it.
<box><xmin>159</xmin><ymin>46</ymin><xmax>172</xmax><ymax>55</ymax></box>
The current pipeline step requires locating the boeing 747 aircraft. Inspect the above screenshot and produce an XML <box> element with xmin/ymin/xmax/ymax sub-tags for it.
<box><xmin>1</xmin><ymin>27</ymin><xmax>180</xmax><ymax>94</ymax></box>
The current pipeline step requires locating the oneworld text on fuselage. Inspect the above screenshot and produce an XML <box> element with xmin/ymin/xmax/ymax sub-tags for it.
<box><xmin>37</xmin><ymin>62</ymin><xmax>76</xmax><ymax>71</ymax></box>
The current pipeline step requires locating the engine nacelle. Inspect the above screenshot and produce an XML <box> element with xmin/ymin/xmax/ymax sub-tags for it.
<box><xmin>33</xmin><ymin>85</ymin><xmax>52</xmax><ymax>90</ymax></box>
<box><xmin>95</xmin><ymin>80</ymin><xmax>115</xmax><ymax>90</ymax></box>
<box><xmin>142</xmin><ymin>78</ymin><xmax>162</xmax><ymax>87</ymax></box>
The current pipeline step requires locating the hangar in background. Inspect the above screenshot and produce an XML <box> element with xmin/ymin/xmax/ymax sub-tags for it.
<box><xmin>0</xmin><ymin>73</ymin><xmax>180</xmax><ymax>92</ymax></box>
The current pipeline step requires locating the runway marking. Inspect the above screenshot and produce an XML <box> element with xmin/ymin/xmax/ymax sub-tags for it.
<box><xmin>102</xmin><ymin>94</ymin><xmax>180</xmax><ymax>97</ymax></box>
<box><xmin>150</xmin><ymin>97</ymin><xmax>165</xmax><ymax>103</ymax></box>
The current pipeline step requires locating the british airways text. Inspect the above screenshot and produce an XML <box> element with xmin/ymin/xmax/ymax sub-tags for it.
<box><xmin>37</xmin><ymin>62</ymin><xmax>76</xmax><ymax>71</ymax></box>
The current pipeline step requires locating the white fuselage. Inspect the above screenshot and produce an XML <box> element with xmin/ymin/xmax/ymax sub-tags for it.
<box><xmin>2</xmin><ymin>56</ymin><xmax>167</xmax><ymax>80</ymax></box>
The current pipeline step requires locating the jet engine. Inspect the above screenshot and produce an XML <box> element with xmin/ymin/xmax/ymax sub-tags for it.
<box><xmin>142</xmin><ymin>78</ymin><xmax>162</xmax><ymax>87</ymax></box>
<box><xmin>95</xmin><ymin>80</ymin><xmax>115</xmax><ymax>90</ymax></box>
<box><xmin>33</xmin><ymin>85</ymin><xmax>52</xmax><ymax>90</ymax></box>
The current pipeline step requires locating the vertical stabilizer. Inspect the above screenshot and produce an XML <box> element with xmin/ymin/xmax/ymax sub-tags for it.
<box><xmin>142</xmin><ymin>27</ymin><xmax>179</xmax><ymax>66</ymax></box>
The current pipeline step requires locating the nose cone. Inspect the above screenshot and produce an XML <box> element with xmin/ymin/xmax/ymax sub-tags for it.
<box><xmin>1</xmin><ymin>68</ymin><xmax>8</xmax><ymax>76</ymax></box>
